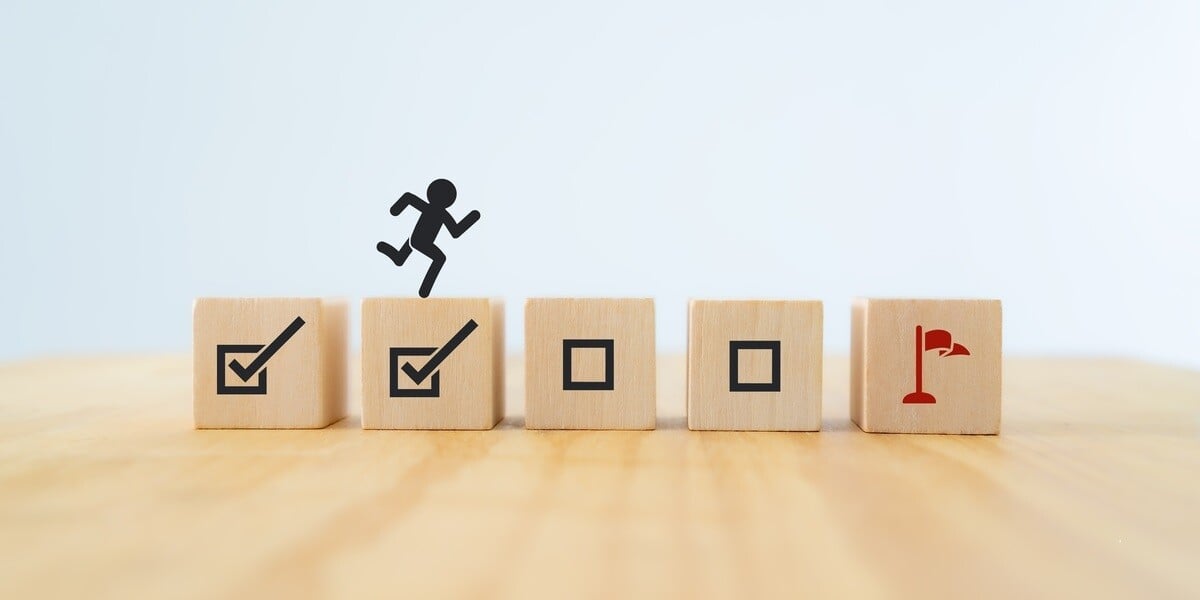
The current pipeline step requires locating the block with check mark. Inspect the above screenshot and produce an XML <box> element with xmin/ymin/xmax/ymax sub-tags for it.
<box><xmin>525</xmin><ymin>298</ymin><xmax>656</xmax><ymax>430</ymax></box>
<box><xmin>193</xmin><ymin>298</ymin><xmax>348</xmax><ymax>429</ymax></box>
<box><xmin>687</xmin><ymin>300</ymin><xmax>823</xmax><ymax>431</ymax></box>
<box><xmin>361</xmin><ymin>298</ymin><xmax>504</xmax><ymax>429</ymax></box>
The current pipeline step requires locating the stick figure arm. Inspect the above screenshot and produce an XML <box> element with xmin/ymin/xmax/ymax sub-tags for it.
<box><xmin>389</xmin><ymin>193</ymin><xmax>428</xmax><ymax>216</ymax></box>
<box><xmin>445</xmin><ymin>210</ymin><xmax>481</xmax><ymax>238</ymax></box>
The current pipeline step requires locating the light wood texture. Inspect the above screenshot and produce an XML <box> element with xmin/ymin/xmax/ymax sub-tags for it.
<box><xmin>361</xmin><ymin>298</ymin><xmax>503</xmax><ymax>430</ymax></box>
<box><xmin>852</xmin><ymin>298</ymin><xmax>1002</xmax><ymax>434</ymax></box>
<box><xmin>0</xmin><ymin>355</ymin><xmax>1198</xmax><ymax>598</ymax></box>
<box><xmin>524</xmin><ymin>298</ymin><xmax>656</xmax><ymax>430</ymax></box>
<box><xmin>192</xmin><ymin>297</ymin><xmax>347</xmax><ymax>429</ymax></box>
<box><xmin>2</xmin><ymin>354</ymin><xmax>1198</xmax><ymax>598</ymax></box>
<box><xmin>687</xmin><ymin>299</ymin><xmax>823</xmax><ymax>431</ymax></box>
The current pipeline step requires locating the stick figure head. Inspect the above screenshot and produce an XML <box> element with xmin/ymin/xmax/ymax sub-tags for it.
<box><xmin>427</xmin><ymin>179</ymin><xmax>457</xmax><ymax>208</ymax></box>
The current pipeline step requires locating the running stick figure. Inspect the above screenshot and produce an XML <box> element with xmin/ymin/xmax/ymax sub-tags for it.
<box><xmin>376</xmin><ymin>179</ymin><xmax>481</xmax><ymax>298</ymax></box>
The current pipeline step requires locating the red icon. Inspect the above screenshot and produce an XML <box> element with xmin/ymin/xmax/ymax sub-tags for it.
<box><xmin>902</xmin><ymin>325</ymin><xmax>970</xmax><ymax>404</ymax></box>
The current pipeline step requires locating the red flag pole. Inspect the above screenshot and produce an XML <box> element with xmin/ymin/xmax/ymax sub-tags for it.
<box><xmin>902</xmin><ymin>326</ymin><xmax>936</xmax><ymax>404</ymax></box>
<box><xmin>914</xmin><ymin>325</ymin><xmax>924</xmax><ymax>394</ymax></box>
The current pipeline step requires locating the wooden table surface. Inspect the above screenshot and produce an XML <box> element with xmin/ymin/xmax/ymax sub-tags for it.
<box><xmin>1</xmin><ymin>355</ymin><xmax>1197</xmax><ymax>599</ymax></box>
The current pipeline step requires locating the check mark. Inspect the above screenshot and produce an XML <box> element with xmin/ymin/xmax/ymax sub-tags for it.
<box><xmin>400</xmin><ymin>320</ymin><xmax>478</xmax><ymax>384</ymax></box>
<box><xmin>228</xmin><ymin>317</ymin><xmax>306</xmax><ymax>381</ymax></box>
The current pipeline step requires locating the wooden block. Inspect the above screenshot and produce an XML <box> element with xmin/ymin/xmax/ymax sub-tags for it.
<box><xmin>361</xmin><ymin>298</ymin><xmax>504</xmax><ymax>430</ymax></box>
<box><xmin>193</xmin><ymin>297</ymin><xmax>348</xmax><ymax>429</ymax></box>
<box><xmin>851</xmin><ymin>298</ymin><xmax>1002</xmax><ymax>434</ymax></box>
<box><xmin>687</xmin><ymin>299</ymin><xmax>823</xmax><ymax>431</ymax></box>
<box><xmin>525</xmin><ymin>298</ymin><xmax>655</xmax><ymax>429</ymax></box>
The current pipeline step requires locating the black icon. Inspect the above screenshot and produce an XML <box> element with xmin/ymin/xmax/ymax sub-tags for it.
<box><xmin>216</xmin><ymin>317</ymin><xmax>306</xmax><ymax>395</ymax></box>
<box><xmin>389</xmin><ymin>319</ymin><xmax>479</xmax><ymax>397</ymax></box>
<box><xmin>562</xmin><ymin>339</ymin><xmax>614</xmax><ymax>391</ymax></box>
<box><xmin>729</xmin><ymin>340</ymin><xmax>781</xmax><ymax>392</ymax></box>
<box><xmin>377</xmin><ymin>179</ymin><xmax>481</xmax><ymax>298</ymax></box>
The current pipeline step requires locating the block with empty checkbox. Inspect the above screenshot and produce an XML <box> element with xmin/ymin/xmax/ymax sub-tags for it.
<box><xmin>525</xmin><ymin>298</ymin><xmax>655</xmax><ymax>430</ymax></box>
<box><xmin>687</xmin><ymin>300</ymin><xmax>823</xmax><ymax>431</ymax></box>
<box><xmin>193</xmin><ymin>297</ymin><xmax>348</xmax><ymax>429</ymax></box>
<box><xmin>361</xmin><ymin>297</ymin><xmax>504</xmax><ymax>429</ymax></box>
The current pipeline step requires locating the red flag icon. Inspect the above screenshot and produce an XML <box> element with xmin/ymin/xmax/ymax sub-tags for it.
<box><xmin>924</xmin><ymin>329</ymin><xmax>970</xmax><ymax>358</ymax></box>
<box><xmin>902</xmin><ymin>326</ymin><xmax>970</xmax><ymax>404</ymax></box>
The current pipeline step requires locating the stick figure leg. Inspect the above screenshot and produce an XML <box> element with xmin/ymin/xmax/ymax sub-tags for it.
<box><xmin>377</xmin><ymin>240</ymin><xmax>414</xmax><ymax>266</ymax></box>
<box><xmin>416</xmin><ymin>244</ymin><xmax>446</xmax><ymax>298</ymax></box>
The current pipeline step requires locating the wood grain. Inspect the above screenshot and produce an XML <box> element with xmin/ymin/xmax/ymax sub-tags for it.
<box><xmin>192</xmin><ymin>298</ymin><xmax>347</xmax><ymax>429</ymax></box>
<box><xmin>1</xmin><ymin>354</ymin><xmax>1198</xmax><ymax>598</ymax></box>
<box><xmin>687</xmin><ymin>299</ymin><xmax>823</xmax><ymax>431</ymax></box>
<box><xmin>361</xmin><ymin>297</ymin><xmax>503</xmax><ymax>430</ymax></box>
<box><xmin>524</xmin><ymin>298</ymin><xmax>656</xmax><ymax>430</ymax></box>
<box><xmin>852</xmin><ymin>298</ymin><xmax>1002</xmax><ymax>434</ymax></box>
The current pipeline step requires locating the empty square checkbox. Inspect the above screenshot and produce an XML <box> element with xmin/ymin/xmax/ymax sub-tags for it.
<box><xmin>563</xmin><ymin>339</ymin><xmax>614</xmax><ymax>391</ymax></box>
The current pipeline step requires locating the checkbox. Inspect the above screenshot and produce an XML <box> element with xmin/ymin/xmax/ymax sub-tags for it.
<box><xmin>562</xmin><ymin>339</ymin><xmax>614</xmax><ymax>391</ymax></box>
<box><xmin>216</xmin><ymin>344</ymin><xmax>268</xmax><ymax>394</ymax></box>
<box><xmin>729</xmin><ymin>340</ymin><xmax>781</xmax><ymax>392</ymax></box>
<box><xmin>390</xmin><ymin>347</ymin><xmax>442</xmax><ymax>397</ymax></box>
<box><xmin>387</xmin><ymin>319</ymin><xmax>479</xmax><ymax>398</ymax></box>
<box><xmin>214</xmin><ymin>316</ymin><xmax>307</xmax><ymax>396</ymax></box>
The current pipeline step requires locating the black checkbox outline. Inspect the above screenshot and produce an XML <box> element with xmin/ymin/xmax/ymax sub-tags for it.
<box><xmin>217</xmin><ymin>344</ymin><xmax>268</xmax><ymax>395</ymax></box>
<box><xmin>562</xmin><ymin>339</ymin><xmax>614</xmax><ymax>391</ymax></box>
<box><xmin>729</xmin><ymin>340</ymin><xmax>781</xmax><ymax>392</ymax></box>
<box><xmin>390</xmin><ymin>347</ymin><xmax>441</xmax><ymax>397</ymax></box>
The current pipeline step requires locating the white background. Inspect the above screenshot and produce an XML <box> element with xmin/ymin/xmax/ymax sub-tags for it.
<box><xmin>2</xmin><ymin>1</ymin><xmax>1198</xmax><ymax>367</ymax></box>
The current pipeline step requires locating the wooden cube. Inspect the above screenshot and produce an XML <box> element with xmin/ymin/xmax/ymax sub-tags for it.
<box><xmin>687</xmin><ymin>300</ymin><xmax>823</xmax><ymax>431</ymax></box>
<box><xmin>851</xmin><ymin>298</ymin><xmax>1002</xmax><ymax>434</ymax></box>
<box><xmin>361</xmin><ymin>298</ymin><xmax>504</xmax><ymax>430</ymax></box>
<box><xmin>193</xmin><ymin>297</ymin><xmax>348</xmax><ymax>429</ymax></box>
<box><xmin>525</xmin><ymin>298</ymin><xmax>655</xmax><ymax>430</ymax></box>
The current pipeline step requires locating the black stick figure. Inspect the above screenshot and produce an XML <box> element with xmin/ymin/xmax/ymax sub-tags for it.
<box><xmin>376</xmin><ymin>179</ymin><xmax>481</xmax><ymax>298</ymax></box>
